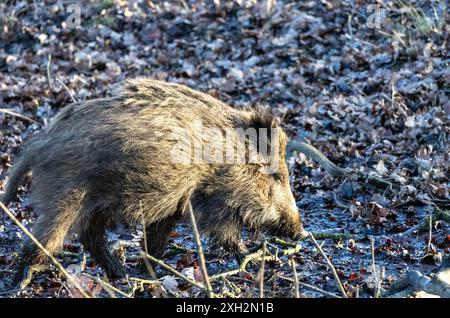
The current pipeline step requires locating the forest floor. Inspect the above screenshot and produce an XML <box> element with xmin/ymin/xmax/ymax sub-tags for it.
<box><xmin>0</xmin><ymin>0</ymin><xmax>449</xmax><ymax>298</ymax></box>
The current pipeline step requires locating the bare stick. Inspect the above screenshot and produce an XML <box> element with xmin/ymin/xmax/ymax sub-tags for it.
<box><xmin>258</xmin><ymin>241</ymin><xmax>266</xmax><ymax>298</ymax></box>
<box><xmin>240</xmin><ymin>248</ymin><xmax>277</xmax><ymax>272</ymax></box>
<box><xmin>187</xmin><ymin>201</ymin><xmax>213</xmax><ymax>297</ymax></box>
<box><xmin>210</xmin><ymin>244</ymin><xmax>299</xmax><ymax>282</ymax></box>
<box><xmin>0</xmin><ymin>108</ymin><xmax>40</xmax><ymax>125</ymax></box>
<box><xmin>371</xmin><ymin>237</ymin><xmax>382</xmax><ymax>298</ymax></box>
<box><xmin>427</xmin><ymin>213</ymin><xmax>433</xmax><ymax>254</ymax></box>
<box><xmin>55</xmin><ymin>77</ymin><xmax>77</xmax><ymax>103</ymax></box>
<box><xmin>396</xmin><ymin>208</ymin><xmax>450</xmax><ymax>238</ymax></box>
<box><xmin>210</xmin><ymin>230</ymin><xmax>357</xmax><ymax>284</ymax></box>
<box><xmin>0</xmin><ymin>287</ymin><xmax>31</xmax><ymax>296</ymax></box>
<box><xmin>0</xmin><ymin>202</ymin><xmax>90</xmax><ymax>298</ymax></box>
<box><xmin>46</xmin><ymin>54</ymin><xmax>53</xmax><ymax>89</ymax></box>
<box><xmin>309</xmin><ymin>232</ymin><xmax>347</xmax><ymax>298</ymax></box>
<box><xmin>45</xmin><ymin>54</ymin><xmax>52</xmax><ymax>125</ymax></box>
<box><xmin>83</xmin><ymin>273</ymin><xmax>130</xmax><ymax>298</ymax></box>
<box><xmin>290</xmin><ymin>259</ymin><xmax>300</xmax><ymax>298</ymax></box>
<box><xmin>140</xmin><ymin>203</ymin><xmax>168</xmax><ymax>298</ymax></box>
<box><xmin>213</xmin><ymin>0</ymin><xmax>222</xmax><ymax>15</ymax></box>
<box><xmin>143</xmin><ymin>252</ymin><xmax>206</xmax><ymax>291</ymax></box>
<box><xmin>307</xmin><ymin>231</ymin><xmax>361</xmax><ymax>241</ymax></box>
<box><xmin>129</xmin><ymin>277</ymin><xmax>161</xmax><ymax>285</ymax></box>
<box><xmin>278</xmin><ymin>275</ymin><xmax>342</xmax><ymax>298</ymax></box>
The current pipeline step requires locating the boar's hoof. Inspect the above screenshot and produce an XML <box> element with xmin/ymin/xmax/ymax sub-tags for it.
<box><xmin>15</xmin><ymin>264</ymin><xmax>50</xmax><ymax>289</ymax></box>
<box><xmin>230</xmin><ymin>242</ymin><xmax>249</xmax><ymax>263</ymax></box>
<box><xmin>104</xmin><ymin>262</ymin><xmax>128</xmax><ymax>279</ymax></box>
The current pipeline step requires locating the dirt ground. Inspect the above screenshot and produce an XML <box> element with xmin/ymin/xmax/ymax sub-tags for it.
<box><xmin>0</xmin><ymin>0</ymin><xmax>449</xmax><ymax>298</ymax></box>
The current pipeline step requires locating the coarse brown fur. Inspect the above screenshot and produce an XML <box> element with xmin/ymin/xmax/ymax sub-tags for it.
<box><xmin>2</xmin><ymin>78</ymin><xmax>305</xmax><ymax>278</ymax></box>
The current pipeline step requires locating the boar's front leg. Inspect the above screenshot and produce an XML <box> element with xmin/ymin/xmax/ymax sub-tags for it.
<box><xmin>209</xmin><ymin>220</ymin><xmax>249</xmax><ymax>262</ymax></box>
<box><xmin>143</xmin><ymin>213</ymin><xmax>182</xmax><ymax>258</ymax></box>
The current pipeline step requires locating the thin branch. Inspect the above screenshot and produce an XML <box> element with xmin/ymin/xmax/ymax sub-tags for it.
<box><xmin>371</xmin><ymin>237</ymin><xmax>382</xmax><ymax>298</ymax></box>
<box><xmin>45</xmin><ymin>54</ymin><xmax>53</xmax><ymax>125</ymax></box>
<box><xmin>46</xmin><ymin>54</ymin><xmax>53</xmax><ymax>89</ymax></box>
<box><xmin>258</xmin><ymin>241</ymin><xmax>266</xmax><ymax>298</ymax></box>
<box><xmin>0</xmin><ymin>108</ymin><xmax>40</xmax><ymax>125</ymax></box>
<box><xmin>0</xmin><ymin>202</ymin><xmax>90</xmax><ymax>298</ymax></box>
<box><xmin>129</xmin><ymin>277</ymin><xmax>161</xmax><ymax>285</ymax></box>
<box><xmin>140</xmin><ymin>202</ymin><xmax>167</xmax><ymax>298</ymax></box>
<box><xmin>0</xmin><ymin>287</ymin><xmax>31</xmax><ymax>296</ymax></box>
<box><xmin>278</xmin><ymin>275</ymin><xmax>342</xmax><ymax>298</ymax></box>
<box><xmin>427</xmin><ymin>213</ymin><xmax>433</xmax><ymax>254</ymax></box>
<box><xmin>143</xmin><ymin>252</ymin><xmax>206</xmax><ymax>291</ymax></box>
<box><xmin>306</xmin><ymin>231</ymin><xmax>362</xmax><ymax>241</ymax></box>
<box><xmin>210</xmin><ymin>243</ymin><xmax>300</xmax><ymax>282</ymax></box>
<box><xmin>290</xmin><ymin>259</ymin><xmax>300</xmax><ymax>298</ymax></box>
<box><xmin>83</xmin><ymin>273</ymin><xmax>130</xmax><ymax>298</ymax></box>
<box><xmin>308</xmin><ymin>232</ymin><xmax>347</xmax><ymax>298</ymax></box>
<box><xmin>210</xmin><ymin>268</ymin><xmax>241</xmax><ymax>281</ymax></box>
<box><xmin>55</xmin><ymin>77</ymin><xmax>77</xmax><ymax>103</ymax></box>
<box><xmin>187</xmin><ymin>201</ymin><xmax>213</xmax><ymax>297</ymax></box>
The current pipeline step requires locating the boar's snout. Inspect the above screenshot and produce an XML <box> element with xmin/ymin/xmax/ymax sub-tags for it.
<box><xmin>291</xmin><ymin>227</ymin><xmax>309</xmax><ymax>240</ymax></box>
<box><xmin>275</xmin><ymin>205</ymin><xmax>307</xmax><ymax>241</ymax></box>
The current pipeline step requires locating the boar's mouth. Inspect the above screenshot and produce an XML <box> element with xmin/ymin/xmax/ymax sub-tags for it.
<box><xmin>266</xmin><ymin>218</ymin><xmax>308</xmax><ymax>241</ymax></box>
<box><xmin>243</xmin><ymin>215</ymin><xmax>307</xmax><ymax>242</ymax></box>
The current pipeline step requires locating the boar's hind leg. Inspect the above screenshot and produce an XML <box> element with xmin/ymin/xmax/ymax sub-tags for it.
<box><xmin>16</xmin><ymin>201</ymin><xmax>80</xmax><ymax>286</ymax></box>
<box><xmin>79</xmin><ymin>212</ymin><xmax>127</xmax><ymax>279</ymax></box>
<box><xmin>144</xmin><ymin>213</ymin><xmax>181</xmax><ymax>258</ymax></box>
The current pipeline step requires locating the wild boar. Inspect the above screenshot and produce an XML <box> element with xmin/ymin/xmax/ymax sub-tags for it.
<box><xmin>2</xmin><ymin>78</ymin><xmax>343</xmax><ymax>278</ymax></box>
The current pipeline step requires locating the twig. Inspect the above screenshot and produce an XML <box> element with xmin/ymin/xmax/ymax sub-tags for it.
<box><xmin>258</xmin><ymin>241</ymin><xmax>266</xmax><ymax>298</ymax></box>
<box><xmin>46</xmin><ymin>54</ymin><xmax>53</xmax><ymax>89</ymax></box>
<box><xmin>55</xmin><ymin>77</ymin><xmax>77</xmax><ymax>103</ymax></box>
<box><xmin>210</xmin><ymin>268</ymin><xmax>241</xmax><ymax>281</ymax></box>
<box><xmin>308</xmin><ymin>232</ymin><xmax>347</xmax><ymax>298</ymax></box>
<box><xmin>83</xmin><ymin>273</ymin><xmax>130</xmax><ymax>298</ymax></box>
<box><xmin>45</xmin><ymin>54</ymin><xmax>53</xmax><ymax>125</ymax></box>
<box><xmin>290</xmin><ymin>259</ymin><xmax>300</xmax><ymax>298</ymax></box>
<box><xmin>0</xmin><ymin>108</ymin><xmax>40</xmax><ymax>125</ymax></box>
<box><xmin>240</xmin><ymin>248</ymin><xmax>277</xmax><ymax>272</ymax></box>
<box><xmin>269</xmin><ymin>237</ymin><xmax>299</xmax><ymax>248</ymax></box>
<box><xmin>278</xmin><ymin>275</ymin><xmax>342</xmax><ymax>298</ymax></box>
<box><xmin>210</xmin><ymin>243</ymin><xmax>301</xmax><ymax>282</ymax></box>
<box><xmin>143</xmin><ymin>252</ymin><xmax>206</xmax><ymax>291</ymax></box>
<box><xmin>333</xmin><ymin>191</ymin><xmax>350</xmax><ymax>211</ymax></box>
<box><xmin>210</xmin><ymin>230</ymin><xmax>360</xmax><ymax>284</ymax></box>
<box><xmin>0</xmin><ymin>202</ymin><xmax>90</xmax><ymax>298</ymax></box>
<box><xmin>141</xmin><ymin>203</ymin><xmax>168</xmax><ymax>298</ymax></box>
<box><xmin>309</xmin><ymin>231</ymin><xmax>363</xmax><ymax>241</ymax></box>
<box><xmin>395</xmin><ymin>208</ymin><xmax>450</xmax><ymax>238</ymax></box>
<box><xmin>213</xmin><ymin>0</ymin><xmax>222</xmax><ymax>15</ymax></box>
<box><xmin>371</xmin><ymin>237</ymin><xmax>382</xmax><ymax>298</ymax></box>
<box><xmin>187</xmin><ymin>201</ymin><xmax>213</xmax><ymax>298</ymax></box>
<box><xmin>427</xmin><ymin>213</ymin><xmax>433</xmax><ymax>254</ymax></box>
<box><xmin>165</xmin><ymin>243</ymin><xmax>195</xmax><ymax>257</ymax></box>
<box><xmin>0</xmin><ymin>287</ymin><xmax>31</xmax><ymax>296</ymax></box>
<box><xmin>129</xmin><ymin>277</ymin><xmax>161</xmax><ymax>285</ymax></box>
<box><xmin>347</xmin><ymin>14</ymin><xmax>353</xmax><ymax>37</ymax></box>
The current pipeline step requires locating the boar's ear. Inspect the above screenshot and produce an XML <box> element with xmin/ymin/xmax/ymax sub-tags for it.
<box><xmin>249</xmin><ymin>107</ymin><xmax>281</xmax><ymax>152</ymax></box>
<box><xmin>236</xmin><ymin>106</ymin><xmax>282</xmax><ymax>164</ymax></box>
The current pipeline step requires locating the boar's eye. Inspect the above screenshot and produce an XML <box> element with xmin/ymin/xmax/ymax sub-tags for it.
<box><xmin>272</xmin><ymin>173</ymin><xmax>283</xmax><ymax>183</ymax></box>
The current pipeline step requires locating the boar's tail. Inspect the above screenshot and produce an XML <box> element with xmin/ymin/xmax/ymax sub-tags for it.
<box><xmin>1</xmin><ymin>145</ymin><xmax>36</xmax><ymax>205</ymax></box>
<box><xmin>286</xmin><ymin>141</ymin><xmax>347</xmax><ymax>177</ymax></box>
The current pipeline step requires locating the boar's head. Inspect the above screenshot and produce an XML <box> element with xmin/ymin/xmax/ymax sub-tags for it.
<box><xmin>192</xmin><ymin>109</ymin><xmax>306</xmax><ymax>251</ymax></box>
